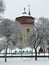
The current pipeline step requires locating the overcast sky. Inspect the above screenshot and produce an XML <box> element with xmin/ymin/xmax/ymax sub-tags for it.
<box><xmin>4</xmin><ymin>0</ymin><xmax>49</xmax><ymax>20</ymax></box>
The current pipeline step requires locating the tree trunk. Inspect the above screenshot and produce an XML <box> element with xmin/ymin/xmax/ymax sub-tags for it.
<box><xmin>21</xmin><ymin>49</ymin><xmax>22</xmax><ymax>58</ymax></box>
<box><xmin>31</xmin><ymin>48</ymin><xmax>33</xmax><ymax>56</ymax></box>
<box><xmin>44</xmin><ymin>49</ymin><xmax>45</xmax><ymax>57</ymax></box>
<box><xmin>5</xmin><ymin>47</ymin><xmax>7</xmax><ymax>62</ymax></box>
<box><xmin>35</xmin><ymin>48</ymin><xmax>37</xmax><ymax>60</ymax></box>
<box><xmin>48</xmin><ymin>48</ymin><xmax>49</xmax><ymax>59</ymax></box>
<box><xmin>11</xmin><ymin>50</ymin><xmax>12</xmax><ymax>56</ymax></box>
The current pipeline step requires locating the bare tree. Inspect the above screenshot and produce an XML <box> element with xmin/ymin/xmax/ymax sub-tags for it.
<box><xmin>0</xmin><ymin>0</ymin><xmax>5</xmax><ymax>13</ymax></box>
<box><xmin>0</xmin><ymin>37</ymin><xmax>7</xmax><ymax>52</ymax></box>
<box><xmin>0</xmin><ymin>19</ymin><xmax>14</xmax><ymax>62</ymax></box>
<box><xmin>0</xmin><ymin>0</ymin><xmax>5</xmax><ymax>21</ymax></box>
<box><xmin>0</xmin><ymin>19</ymin><xmax>22</xmax><ymax>62</ymax></box>
<box><xmin>27</xmin><ymin>17</ymin><xmax>49</xmax><ymax>60</ymax></box>
<box><xmin>37</xmin><ymin>17</ymin><xmax>49</xmax><ymax>55</ymax></box>
<box><xmin>27</xmin><ymin>27</ymin><xmax>44</xmax><ymax>60</ymax></box>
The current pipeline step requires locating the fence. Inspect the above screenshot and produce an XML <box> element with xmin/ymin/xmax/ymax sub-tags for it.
<box><xmin>0</xmin><ymin>52</ymin><xmax>49</xmax><ymax>58</ymax></box>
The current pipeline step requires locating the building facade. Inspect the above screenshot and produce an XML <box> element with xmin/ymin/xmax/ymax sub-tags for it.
<box><xmin>15</xmin><ymin>7</ymin><xmax>35</xmax><ymax>43</ymax></box>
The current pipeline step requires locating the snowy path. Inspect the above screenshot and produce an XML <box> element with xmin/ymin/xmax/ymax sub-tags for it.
<box><xmin>0</xmin><ymin>58</ymin><xmax>49</xmax><ymax>65</ymax></box>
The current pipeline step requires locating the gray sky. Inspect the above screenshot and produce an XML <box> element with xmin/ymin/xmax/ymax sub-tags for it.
<box><xmin>4</xmin><ymin>0</ymin><xmax>49</xmax><ymax>20</ymax></box>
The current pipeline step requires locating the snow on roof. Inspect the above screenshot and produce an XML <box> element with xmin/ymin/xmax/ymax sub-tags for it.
<box><xmin>16</xmin><ymin>13</ymin><xmax>32</xmax><ymax>18</ymax></box>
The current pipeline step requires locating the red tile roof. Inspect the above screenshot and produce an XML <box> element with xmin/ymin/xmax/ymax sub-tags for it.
<box><xmin>15</xmin><ymin>16</ymin><xmax>35</xmax><ymax>24</ymax></box>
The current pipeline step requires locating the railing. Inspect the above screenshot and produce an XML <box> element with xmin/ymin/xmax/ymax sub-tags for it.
<box><xmin>0</xmin><ymin>55</ymin><xmax>49</xmax><ymax>58</ymax></box>
<box><xmin>0</xmin><ymin>52</ymin><xmax>49</xmax><ymax>58</ymax></box>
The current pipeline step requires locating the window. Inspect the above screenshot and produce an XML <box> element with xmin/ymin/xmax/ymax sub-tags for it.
<box><xmin>27</xmin><ymin>28</ymin><xmax>30</xmax><ymax>32</ymax></box>
<box><xmin>20</xmin><ymin>37</ymin><xmax>22</xmax><ymax>41</ymax></box>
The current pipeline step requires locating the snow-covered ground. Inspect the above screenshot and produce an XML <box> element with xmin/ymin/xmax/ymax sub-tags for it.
<box><xmin>0</xmin><ymin>47</ymin><xmax>49</xmax><ymax>65</ymax></box>
<box><xmin>0</xmin><ymin>48</ymin><xmax>49</xmax><ymax>65</ymax></box>
<box><xmin>0</xmin><ymin>58</ymin><xmax>49</xmax><ymax>65</ymax></box>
